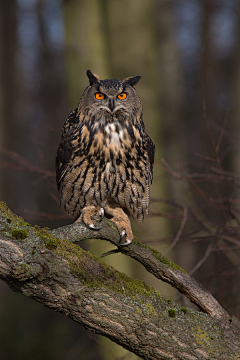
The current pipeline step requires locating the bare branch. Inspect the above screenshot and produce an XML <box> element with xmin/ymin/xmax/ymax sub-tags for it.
<box><xmin>46</xmin><ymin>219</ymin><xmax>231</xmax><ymax>324</ymax></box>
<box><xmin>163</xmin><ymin>205</ymin><xmax>188</xmax><ymax>255</ymax></box>
<box><xmin>0</xmin><ymin>146</ymin><xmax>55</xmax><ymax>179</ymax></box>
<box><xmin>189</xmin><ymin>243</ymin><xmax>213</xmax><ymax>276</ymax></box>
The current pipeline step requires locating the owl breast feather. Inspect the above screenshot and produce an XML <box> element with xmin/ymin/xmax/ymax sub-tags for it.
<box><xmin>58</xmin><ymin>116</ymin><xmax>151</xmax><ymax>222</ymax></box>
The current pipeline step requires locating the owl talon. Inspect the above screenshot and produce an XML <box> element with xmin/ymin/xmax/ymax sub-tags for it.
<box><xmin>119</xmin><ymin>229</ymin><xmax>132</xmax><ymax>246</ymax></box>
<box><xmin>89</xmin><ymin>223</ymin><xmax>101</xmax><ymax>231</ymax></box>
<box><xmin>99</xmin><ymin>208</ymin><xmax>104</xmax><ymax>222</ymax></box>
<box><xmin>120</xmin><ymin>238</ymin><xmax>133</xmax><ymax>247</ymax></box>
<box><xmin>104</xmin><ymin>205</ymin><xmax>134</xmax><ymax>247</ymax></box>
<box><xmin>119</xmin><ymin>229</ymin><xmax>126</xmax><ymax>242</ymax></box>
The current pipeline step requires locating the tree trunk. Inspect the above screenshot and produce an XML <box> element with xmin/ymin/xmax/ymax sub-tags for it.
<box><xmin>0</xmin><ymin>201</ymin><xmax>239</xmax><ymax>359</ymax></box>
<box><xmin>0</xmin><ymin>0</ymin><xmax>18</xmax><ymax>203</ymax></box>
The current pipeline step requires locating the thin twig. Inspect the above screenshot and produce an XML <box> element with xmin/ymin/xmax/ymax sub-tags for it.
<box><xmin>189</xmin><ymin>243</ymin><xmax>213</xmax><ymax>276</ymax></box>
<box><xmin>160</xmin><ymin>158</ymin><xmax>182</xmax><ymax>178</ymax></box>
<box><xmin>0</xmin><ymin>146</ymin><xmax>55</xmax><ymax>178</ymax></box>
<box><xmin>216</xmin><ymin>234</ymin><xmax>240</xmax><ymax>248</ymax></box>
<box><xmin>195</xmin><ymin>153</ymin><xmax>218</xmax><ymax>163</ymax></box>
<box><xmin>163</xmin><ymin>205</ymin><xmax>188</xmax><ymax>255</ymax></box>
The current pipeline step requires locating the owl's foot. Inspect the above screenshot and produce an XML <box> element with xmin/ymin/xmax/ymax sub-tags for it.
<box><xmin>76</xmin><ymin>206</ymin><xmax>104</xmax><ymax>230</ymax></box>
<box><xmin>104</xmin><ymin>205</ymin><xmax>133</xmax><ymax>246</ymax></box>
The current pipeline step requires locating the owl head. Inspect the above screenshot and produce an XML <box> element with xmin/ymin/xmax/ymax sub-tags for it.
<box><xmin>79</xmin><ymin>70</ymin><xmax>142</xmax><ymax>118</ymax></box>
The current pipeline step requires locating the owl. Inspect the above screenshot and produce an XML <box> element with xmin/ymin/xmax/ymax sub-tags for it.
<box><xmin>56</xmin><ymin>70</ymin><xmax>155</xmax><ymax>246</ymax></box>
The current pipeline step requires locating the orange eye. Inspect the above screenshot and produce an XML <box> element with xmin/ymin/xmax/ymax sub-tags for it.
<box><xmin>95</xmin><ymin>92</ymin><xmax>105</xmax><ymax>100</ymax></box>
<box><xmin>117</xmin><ymin>92</ymin><xmax>127</xmax><ymax>100</ymax></box>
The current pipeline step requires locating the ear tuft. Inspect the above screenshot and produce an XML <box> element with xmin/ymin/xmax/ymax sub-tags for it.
<box><xmin>86</xmin><ymin>70</ymin><xmax>100</xmax><ymax>85</ymax></box>
<box><xmin>123</xmin><ymin>75</ymin><xmax>141</xmax><ymax>87</ymax></box>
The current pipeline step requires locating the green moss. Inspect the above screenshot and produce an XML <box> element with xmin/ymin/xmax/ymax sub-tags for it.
<box><xmin>134</xmin><ymin>238</ymin><xmax>186</xmax><ymax>273</ymax></box>
<box><xmin>19</xmin><ymin>263</ymin><xmax>33</xmax><ymax>274</ymax></box>
<box><xmin>181</xmin><ymin>307</ymin><xmax>188</xmax><ymax>314</ymax></box>
<box><xmin>144</xmin><ymin>302</ymin><xmax>158</xmax><ymax>317</ymax></box>
<box><xmin>151</xmin><ymin>248</ymin><xmax>186</xmax><ymax>272</ymax></box>
<box><xmin>0</xmin><ymin>201</ymin><xmax>30</xmax><ymax>227</ymax></box>
<box><xmin>191</xmin><ymin>324</ymin><xmax>240</xmax><ymax>359</ymax></box>
<box><xmin>193</xmin><ymin>325</ymin><xmax>231</xmax><ymax>356</ymax></box>
<box><xmin>106</xmin><ymin>220</ymin><xmax>118</xmax><ymax>230</ymax></box>
<box><xmin>168</xmin><ymin>309</ymin><xmax>176</xmax><ymax>318</ymax></box>
<box><xmin>34</xmin><ymin>226</ymin><xmax>59</xmax><ymax>250</ymax></box>
<box><xmin>54</xmin><ymin>239</ymin><xmax>164</xmax><ymax>314</ymax></box>
<box><xmin>167</xmin><ymin>299</ymin><xmax>172</xmax><ymax>304</ymax></box>
<box><xmin>12</xmin><ymin>263</ymin><xmax>41</xmax><ymax>281</ymax></box>
<box><xmin>194</xmin><ymin>326</ymin><xmax>210</xmax><ymax>345</ymax></box>
<box><xmin>12</xmin><ymin>229</ymin><xmax>28</xmax><ymax>240</ymax></box>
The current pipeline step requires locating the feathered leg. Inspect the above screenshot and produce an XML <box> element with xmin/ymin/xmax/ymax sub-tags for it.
<box><xmin>104</xmin><ymin>204</ymin><xmax>133</xmax><ymax>246</ymax></box>
<box><xmin>76</xmin><ymin>205</ymin><xmax>104</xmax><ymax>230</ymax></box>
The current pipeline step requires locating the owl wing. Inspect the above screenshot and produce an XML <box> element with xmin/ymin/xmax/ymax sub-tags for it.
<box><xmin>60</xmin><ymin>108</ymin><xmax>79</xmax><ymax>138</ymax></box>
<box><xmin>56</xmin><ymin>109</ymin><xmax>79</xmax><ymax>190</ymax></box>
<box><xmin>144</xmin><ymin>133</ymin><xmax>155</xmax><ymax>183</ymax></box>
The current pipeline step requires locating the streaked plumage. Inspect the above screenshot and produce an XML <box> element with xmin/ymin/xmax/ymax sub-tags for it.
<box><xmin>56</xmin><ymin>70</ymin><xmax>155</xmax><ymax>245</ymax></box>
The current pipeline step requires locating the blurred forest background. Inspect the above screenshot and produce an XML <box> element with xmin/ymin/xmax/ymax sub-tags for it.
<box><xmin>1</xmin><ymin>0</ymin><xmax>240</xmax><ymax>359</ymax></box>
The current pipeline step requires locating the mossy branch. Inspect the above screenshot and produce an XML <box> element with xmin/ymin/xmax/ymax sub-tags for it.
<box><xmin>0</xmin><ymin>201</ymin><xmax>240</xmax><ymax>359</ymax></box>
<box><xmin>53</xmin><ymin>218</ymin><xmax>230</xmax><ymax>324</ymax></box>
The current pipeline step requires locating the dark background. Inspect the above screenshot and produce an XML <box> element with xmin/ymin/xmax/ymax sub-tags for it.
<box><xmin>0</xmin><ymin>1</ymin><xmax>240</xmax><ymax>359</ymax></box>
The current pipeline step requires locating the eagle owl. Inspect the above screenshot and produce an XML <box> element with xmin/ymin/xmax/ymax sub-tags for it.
<box><xmin>56</xmin><ymin>70</ymin><xmax>155</xmax><ymax>246</ymax></box>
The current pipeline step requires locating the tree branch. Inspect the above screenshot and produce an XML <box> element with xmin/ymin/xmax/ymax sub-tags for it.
<box><xmin>0</xmin><ymin>201</ymin><xmax>240</xmax><ymax>359</ymax></box>
<box><xmin>53</xmin><ymin>218</ymin><xmax>229</xmax><ymax>324</ymax></box>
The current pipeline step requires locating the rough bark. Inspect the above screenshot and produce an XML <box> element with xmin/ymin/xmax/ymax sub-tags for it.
<box><xmin>0</xmin><ymin>201</ymin><xmax>240</xmax><ymax>360</ymax></box>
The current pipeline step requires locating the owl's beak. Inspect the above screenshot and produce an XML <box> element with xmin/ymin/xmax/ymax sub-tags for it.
<box><xmin>109</xmin><ymin>98</ymin><xmax>115</xmax><ymax>112</ymax></box>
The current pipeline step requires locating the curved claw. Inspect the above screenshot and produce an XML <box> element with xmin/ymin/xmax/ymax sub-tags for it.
<box><xmin>119</xmin><ymin>230</ymin><xmax>133</xmax><ymax>246</ymax></box>
<box><xmin>99</xmin><ymin>208</ymin><xmax>104</xmax><ymax>222</ymax></box>
<box><xmin>88</xmin><ymin>223</ymin><xmax>101</xmax><ymax>231</ymax></box>
<box><xmin>119</xmin><ymin>229</ymin><xmax>126</xmax><ymax>242</ymax></box>
<box><xmin>119</xmin><ymin>238</ymin><xmax>133</xmax><ymax>247</ymax></box>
